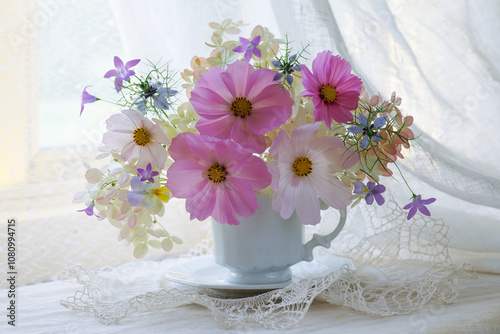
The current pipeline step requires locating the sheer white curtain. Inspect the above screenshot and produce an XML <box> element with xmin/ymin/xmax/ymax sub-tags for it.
<box><xmin>1</xmin><ymin>0</ymin><xmax>499</xmax><ymax>287</ymax></box>
<box><xmin>110</xmin><ymin>0</ymin><xmax>500</xmax><ymax>272</ymax></box>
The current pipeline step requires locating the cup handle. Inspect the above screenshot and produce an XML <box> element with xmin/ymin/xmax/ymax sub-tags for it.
<box><xmin>302</xmin><ymin>209</ymin><xmax>347</xmax><ymax>262</ymax></box>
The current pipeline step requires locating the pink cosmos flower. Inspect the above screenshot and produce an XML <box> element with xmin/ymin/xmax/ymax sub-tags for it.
<box><xmin>268</xmin><ymin>123</ymin><xmax>359</xmax><ymax>225</ymax></box>
<box><xmin>166</xmin><ymin>133</ymin><xmax>271</xmax><ymax>225</ymax></box>
<box><xmin>102</xmin><ymin>109</ymin><xmax>169</xmax><ymax>169</ymax></box>
<box><xmin>301</xmin><ymin>51</ymin><xmax>362</xmax><ymax>127</ymax></box>
<box><xmin>190</xmin><ymin>61</ymin><xmax>294</xmax><ymax>153</ymax></box>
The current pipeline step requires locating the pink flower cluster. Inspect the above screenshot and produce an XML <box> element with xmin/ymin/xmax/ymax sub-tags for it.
<box><xmin>77</xmin><ymin>25</ymin><xmax>435</xmax><ymax>258</ymax></box>
<box><xmin>165</xmin><ymin>54</ymin><xmax>362</xmax><ymax>225</ymax></box>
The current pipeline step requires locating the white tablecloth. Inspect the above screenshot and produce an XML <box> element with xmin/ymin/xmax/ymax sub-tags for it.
<box><xmin>2</xmin><ymin>272</ymin><xmax>500</xmax><ymax>334</ymax></box>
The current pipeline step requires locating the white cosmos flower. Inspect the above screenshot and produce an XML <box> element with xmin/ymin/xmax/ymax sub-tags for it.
<box><xmin>102</xmin><ymin>109</ymin><xmax>169</xmax><ymax>169</ymax></box>
<box><xmin>268</xmin><ymin>123</ymin><xmax>358</xmax><ymax>225</ymax></box>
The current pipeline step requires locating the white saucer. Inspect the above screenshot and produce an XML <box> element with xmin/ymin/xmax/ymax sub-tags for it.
<box><xmin>164</xmin><ymin>255</ymin><xmax>354</xmax><ymax>297</ymax></box>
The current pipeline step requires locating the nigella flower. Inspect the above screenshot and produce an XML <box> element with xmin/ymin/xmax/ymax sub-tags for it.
<box><xmin>135</xmin><ymin>82</ymin><xmax>178</xmax><ymax>112</ymax></box>
<box><xmin>137</xmin><ymin>163</ymin><xmax>159</xmax><ymax>182</ymax></box>
<box><xmin>80</xmin><ymin>86</ymin><xmax>99</xmax><ymax>116</ymax></box>
<box><xmin>190</xmin><ymin>61</ymin><xmax>294</xmax><ymax>153</ymax></box>
<box><xmin>301</xmin><ymin>51</ymin><xmax>363</xmax><ymax>127</ymax></box>
<box><xmin>232</xmin><ymin>36</ymin><xmax>261</xmax><ymax>62</ymax></box>
<box><xmin>77</xmin><ymin>202</ymin><xmax>99</xmax><ymax>217</ymax></box>
<box><xmin>268</xmin><ymin>123</ymin><xmax>359</xmax><ymax>225</ymax></box>
<box><xmin>102</xmin><ymin>109</ymin><xmax>169</xmax><ymax>169</ymax></box>
<box><xmin>166</xmin><ymin>133</ymin><xmax>272</xmax><ymax>225</ymax></box>
<box><xmin>272</xmin><ymin>53</ymin><xmax>302</xmax><ymax>85</ymax></box>
<box><xmin>127</xmin><ymin>177</ymin><xmax>170</xmax><ymax>211</ymax></box>
<box><xmin>403</xmin><ymin>195</ymin><xmax>436</xmax><ymax>220</ymax></box>
<box><xmin>353</xmin><ymin>180</ymin><xmax>386</xmax><ymax>205</ymax></box>
<box><xmin>348</xmin><ymin>114</ymin><xmax>387</xmax><ymax>148</ymax></box>
<box><xmin>104</xmin><ymin>56</ymin><xmax>140</xmax><ymax>92</ymax></box>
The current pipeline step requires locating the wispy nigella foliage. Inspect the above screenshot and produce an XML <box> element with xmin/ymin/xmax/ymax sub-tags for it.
<box><xmin>118</xmin><ymin>60</ymin><xmax>179</xmax><ymax>121</ymax></box>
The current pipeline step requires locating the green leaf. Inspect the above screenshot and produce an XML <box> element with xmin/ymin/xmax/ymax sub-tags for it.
<box><xmin>133</xmin><ymin>243</ymin><xmax>148</xmax><ymax>259</ymax></box>
<box><xmin>171</xmin><ymin>236</ymin><xmax>183</xmax><ymax>245</ymax></box>
<box><xmin>161</xmin><ymin>238</ymin><xmax>173</xmax><ymax>252</ymax></box>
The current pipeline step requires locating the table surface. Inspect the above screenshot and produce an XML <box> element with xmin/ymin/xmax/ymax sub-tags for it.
<box><xmin>2</xmin><ymin>272</ymin><xmax>500</xmax><ymax>334</ymax></box>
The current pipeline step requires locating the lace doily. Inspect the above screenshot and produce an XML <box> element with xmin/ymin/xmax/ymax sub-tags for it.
<box><xmin>60</xmin><ymin>197</ymin><xmax>473</xmax><ymax>330</ymax></box>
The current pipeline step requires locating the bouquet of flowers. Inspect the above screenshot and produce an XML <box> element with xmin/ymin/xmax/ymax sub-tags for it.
<box><xmin>75</xmin><ymin>19</ymin><xmax>435</xmax><ymax>258</ymax></box>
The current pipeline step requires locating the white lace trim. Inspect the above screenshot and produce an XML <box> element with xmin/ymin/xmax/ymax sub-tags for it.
<box><xmin>60</xmin><ymin>197</ymin><xmax>474</xmax><ymax>329</ymax></box>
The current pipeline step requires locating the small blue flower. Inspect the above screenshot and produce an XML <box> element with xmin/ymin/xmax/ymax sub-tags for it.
<box><xmin>134</xmin><ymin>82</ymin><xmax>177</xmax><ymax>112</ymax></box>
<box><xmin>272</xmin><ymin>53</ymin><xmax>302</xmax><ymax>85</ymax></box>
<box><xmin>348</xmin><ymin>114</ymin><xmax>387</xmax><ymax>148</ymax></box>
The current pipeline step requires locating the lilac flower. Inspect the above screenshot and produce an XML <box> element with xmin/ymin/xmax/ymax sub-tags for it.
<box><xmin>80</xmin><ymin>86</ymin><xmax>99</xmax><ymax>116</ymax></box>
<box><xmin>272</xmin><ymin>53</ymin><xmax>302</xmax><ymax>85</ymax></box>
<box><xmin>232</xmin><ymin>36</ymin><xmax>261</xmax><ymax>62</ymax></box>
<box><xmin>137</xmin><ymin>163</ymin><xmax>159</xmax><ymax>182</ymax></box>
<box><xmin>77</xmin><ymin>202</ymin><xmax>99</xmax><ymax>217</ymax></box>
<box><xmin>403</xmin><ymin>195</ymin><xmax>436</xmax><ymax>220</ymax></box>
<box><xmin>134</xmin><ymin>82</ymin><xmax>177</xmax><ymax>112</ymax></box>
<box><xmin>104</xmin><ymin>56</ymin><xmax>140</xmax><ymax>92</ymax></box>
<box><xmin>353</xmin><ymin>180</ymin><xmax>386</xmax><ymax>205</ymax></box>
<box><xmin>348</xmin><ymin>114</ymin><xmax>387</xmax><ymax>148</ymax></box>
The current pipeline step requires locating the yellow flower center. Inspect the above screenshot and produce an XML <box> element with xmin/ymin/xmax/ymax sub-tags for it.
<box><xmin>231</xmin><ymin>97</ymin><xmax>252</xmax><ymax>118</ymax></box>
<box><xmin>207</xmin><ymin>163</ymin><xmax>227</xmax><ymax>183</ymax></box>
<box><xmin>364</xmin><ymin>187</ymin><xmax>369</xmax><ymax>193</ymax></box>
<box><xmin>292</xmin><ymin>157</ymin><xmax>313</xmax><ymax>177</ymax></box>
<box><xmin>133</xmin><ymin>127</ymin><xmax>151</xmax><ymax>146</ymax></box>
<box><xmin>153</xmin><ymin>186</ymin><xmax>170</xmax><ymax>203</ymax></box>
<box><xmin>319</xmin><ymin>84</ymin><xmax>338</xmax><ymax>104</ymax></box>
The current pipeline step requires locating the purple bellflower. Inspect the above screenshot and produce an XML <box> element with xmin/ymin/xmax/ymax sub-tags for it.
<box><xmin>80</xmin><ymin>86</ymin><xmax>99</xmax><ymax>116</ymax></box>
<box><xmin>233</xmin><ymin>36</ymin><xmax>261</xmax><ymax>62</ymax></box>
<box><xmin>348</xmin><ymin>113</ymin><xmax>387</xmax><ymax>148</ymax></box>
<box><xmin>77</xmin><ymin>202</ymin><xmax>99</xmax><ymax>217</ymax></box>
<box><xmin>403</xmin><ymin>195</ymin><xmax>436</xmax><ymax>220</ymax></box>
<box><xmin>104</xmin><ymin>56</ymin><xmax>140</xmax><ymax>92</ymax></box>
<box><xmin>353</xmin><ymin>180</ymin><xmax>386</xmax><ymax>205</ymax></box>
<box><xmin>137</xmin><ymin>163</ymin><xmax>159</xmax><ymax>183</ymax></box>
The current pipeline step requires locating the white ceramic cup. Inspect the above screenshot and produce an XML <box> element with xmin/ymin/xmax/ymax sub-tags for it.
<box><xmin>212</xmin><ymin>194</ymin><xmax>347</xmax><ymax>285</ymax></box>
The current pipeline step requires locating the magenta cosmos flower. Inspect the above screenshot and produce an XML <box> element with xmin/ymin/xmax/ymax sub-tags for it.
<box><xmin>166</xmin><ymin>133</ymin><xmax>271</xmax><ymax>225</ymax></box>
<box><xmin>102</xmin><ymin>109</ymin><xmax>169</xmax><ymax>169</ymax></box>
<box><xmin>190</xmin><ymin>61</ymin><xmax>294</xmax><ymax>153</ymax></box>
<box><xmin>301</xmin><ymin>51</ymin><xmax>362</xmax><ymax>127</ymax></box>
<box><xmin>268</xmin><ymin>123</ymin><xmax>359</xmax><ymax>225</ymax></box>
